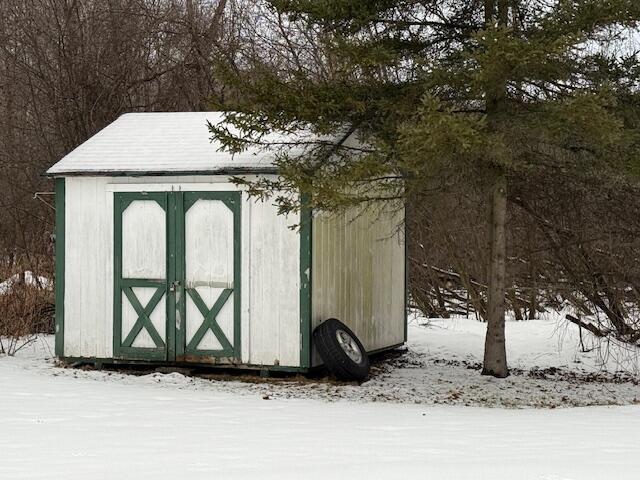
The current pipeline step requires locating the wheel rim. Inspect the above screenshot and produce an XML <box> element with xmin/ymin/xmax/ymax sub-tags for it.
<box><xmin>335</xmin><ymin>329</ymin><xmax>363</xmax><ymax>364</ymax></box>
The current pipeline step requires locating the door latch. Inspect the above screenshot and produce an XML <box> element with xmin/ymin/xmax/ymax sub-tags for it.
<box><xmin>169</xmin><ymin>280</ymin><xmax>181</xmax><ymax>292</ymax></box>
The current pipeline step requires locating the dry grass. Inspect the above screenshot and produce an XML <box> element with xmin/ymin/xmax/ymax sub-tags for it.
<box><xmin>0</xmin><ymin>273</ymin><xmax>54</xmax><ymax>355</ymax></box>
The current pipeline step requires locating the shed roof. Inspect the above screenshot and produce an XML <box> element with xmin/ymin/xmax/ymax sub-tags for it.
<box><xmin>47</xmin><ymin>112</ymin><xmax>302</xmax><ymax>176</ymax></box>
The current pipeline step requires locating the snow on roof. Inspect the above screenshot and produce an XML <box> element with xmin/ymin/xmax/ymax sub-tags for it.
<box><xmin>47</xmin><ymin>112</ymin><xmax>293</xmax><ymax>176</ymax></box>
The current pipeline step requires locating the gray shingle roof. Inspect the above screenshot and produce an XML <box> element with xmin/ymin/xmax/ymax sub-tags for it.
<box><xmin>47</xmin><ymin>112</ymin><xmax>283</xmax><ymax>176</ymax></box>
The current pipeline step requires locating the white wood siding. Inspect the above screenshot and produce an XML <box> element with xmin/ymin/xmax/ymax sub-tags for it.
<box><xmin>63</xmin><ymin>176</ymin><xmax>301</xmax><ymax>366</ymax></box>
<box><xmin>64</xmin><ymin>177</ymin><xmax>112</xmax><ymax>357</ymax></box>
<box><xmin>246</xmin><ymin>199</ymin><xmax>301</xmax><ymax>367</ymax></box>
<box><xmin>311</xmin><ymin>205</ymin><xmax>405</xmax><ymax>364</ymax></box>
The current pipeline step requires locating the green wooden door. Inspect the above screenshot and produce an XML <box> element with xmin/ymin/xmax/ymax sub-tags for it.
<box><xmin>176</xmin><ymin>192</ymin><xmax>241</xmax><ymax>361</ymax></box>
<box><xmin>113</xmin><ymin>192</ymin><xmax>169</xmax><ymax>361</ymax></box>
<box><xmin>114</xmin><ymin>191</ymin><xmax>241</xmax><ymax>362</ymax></box>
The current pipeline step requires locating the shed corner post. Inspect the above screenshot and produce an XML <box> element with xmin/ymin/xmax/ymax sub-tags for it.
<box><xmin>299</xmin><ymin>195</ymin><xmax>312</xmax><ymax>369</ymax></box>
<box><xmin>54</xmin><ymin>177</ymin><xmax>66</xmax><ymax>358</ymax></box>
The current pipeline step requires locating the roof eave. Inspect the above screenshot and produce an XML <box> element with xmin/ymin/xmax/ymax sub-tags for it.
<box><xmin>44</xmin><ymin>167</ymin><xmax>279</xmax><ymax>178</ymax></box>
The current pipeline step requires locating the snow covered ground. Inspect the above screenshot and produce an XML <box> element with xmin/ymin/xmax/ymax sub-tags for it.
<box><xmin>1</xmin><ymin>315</ymin><xmax>639</xmax><ymax>479</ymax></box>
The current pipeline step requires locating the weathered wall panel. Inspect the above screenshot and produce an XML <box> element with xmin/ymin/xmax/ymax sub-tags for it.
<box><xmin>311</xmin><ymin>205</ymin><xmax>405</xmax><ymax>364</ymax></box>
<box><xmin>246</xmin><ymin>199</ymin><xmax>301</xmax><ymax>367</ymax></box>
<box><xmin>64</xmin><ymin>177</ymin><xmax>112</xmax><ymax>358</ymax></box>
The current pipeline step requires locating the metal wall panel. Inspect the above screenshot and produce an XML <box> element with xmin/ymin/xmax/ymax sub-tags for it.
<box><xmin>311</xmin><ymin>204</ymin><xmax>405</xmax><ymax>365</ymax></box>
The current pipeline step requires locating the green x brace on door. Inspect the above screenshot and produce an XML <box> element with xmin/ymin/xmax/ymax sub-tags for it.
<box><xmin>113</xmin><ymin>191</ymin><xmax>241</xmax><ymax>362</ymax></box>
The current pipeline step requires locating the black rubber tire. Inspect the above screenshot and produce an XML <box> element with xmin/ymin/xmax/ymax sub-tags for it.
<box><xmin>313</xmin><ymin>318</ymin><xmax>370</xmax><ymax>381</ymax></box>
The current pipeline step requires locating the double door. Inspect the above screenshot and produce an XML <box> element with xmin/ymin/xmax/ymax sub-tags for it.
<box><xmin>113</xmin><ymin>191</ymin><xmax>240</xmax><ymax>362</ymax></box>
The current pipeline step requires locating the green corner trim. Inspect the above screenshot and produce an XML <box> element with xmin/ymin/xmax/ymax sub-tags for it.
<box><xmin>54</xmin><ymin>178</ymin><xmax>65</xmax><ymax>357</ymax></box>
<box><xmin>299</xmin><ymin>196</ymin><xmax>312</xmax><ymax>368</ymax></box>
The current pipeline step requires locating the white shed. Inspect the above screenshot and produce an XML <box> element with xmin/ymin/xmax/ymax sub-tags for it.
<box><xmin>48</xmin><ymin>112</ymin><xmax>406</xmax><ymax>373</ymax></box>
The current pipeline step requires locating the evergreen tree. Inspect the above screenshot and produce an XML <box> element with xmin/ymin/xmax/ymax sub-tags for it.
<box><xmin>211</xmin><ymin>0</ymin><xmax>640</xmax><ymax>377</ymax></box>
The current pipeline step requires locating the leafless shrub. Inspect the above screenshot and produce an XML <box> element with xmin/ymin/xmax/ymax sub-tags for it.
<box><xmin>512</xmin><ymin>173</ymin><xmax>640</xmax><ymax>344</ymax></box>
<box><xmin>407</xmin><ymin>181</ymin><xmax>542</xmax><ymax>322</ymax></box>
<box><xmin>0</xmin><ymin>245</ymin><xmax>54</xmax><ymax>354</ymax></box>
<box><xmin>408</xmin><ymin>171</ymin><xmax>640</xmax><ymax>347</ymax></box>
<box><xmin>0</xmin><ymin>281</ymin><xmax>54</xmax><ymax>356</ymax></box>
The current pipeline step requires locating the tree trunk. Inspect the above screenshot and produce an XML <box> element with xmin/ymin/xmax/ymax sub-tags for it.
<box><xmin>482</xmin><ymin>173</ymin><xmax>509</xmax><ymax>377</ymax></box>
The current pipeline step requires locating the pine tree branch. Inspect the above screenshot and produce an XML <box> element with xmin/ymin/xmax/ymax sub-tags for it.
<box><xmin>370</xmin><ymin>18</ymin><xmax>479</xmax><ymax>32</ymax></box>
